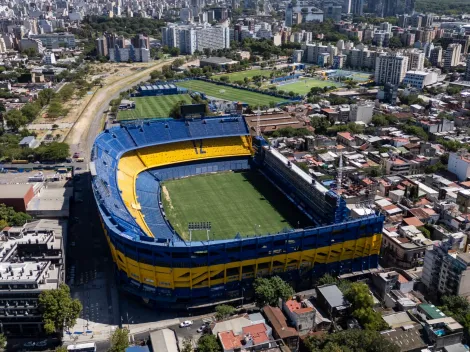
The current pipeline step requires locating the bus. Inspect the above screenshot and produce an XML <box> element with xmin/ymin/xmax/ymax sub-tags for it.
<box><xmin>67</xmin><ymin>343</ymin><xmax>96</xmax><ymax>352</ymax></box>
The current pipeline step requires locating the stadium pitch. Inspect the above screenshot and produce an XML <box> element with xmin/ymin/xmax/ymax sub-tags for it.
<box><xmin>176</xmin><ymin>80</ymin><xmax>286</xmax><ymax>106</ymax></box>
<box><xmin>161</xmin><ymin>171</ymin><xmax>311</xmax><ymax>241</ymax></box>
<box><xmin>117</xmin><ymin>94</ymin><xmax>193</xmax><ymax>120</ymax></box>
<box><xmin>279</xmin><ymin>78</ymin><xmax>341</xmax><ymax>95</ymax></box>
<box><xmin>215</xmin><ymin>69</ymin><xmax>273</xmax><ymax>82</ymax></box>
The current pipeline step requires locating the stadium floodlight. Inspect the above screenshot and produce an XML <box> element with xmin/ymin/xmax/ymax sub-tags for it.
<box><xmin>188</xmin><ymin>222</ymin><xmax>212</xmax><ymax>242</ymax></box>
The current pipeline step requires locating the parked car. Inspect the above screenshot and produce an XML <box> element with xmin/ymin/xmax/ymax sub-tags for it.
<box><xmin>36</xmin><ymin>340</ymin><xmax>47</xmax><ymax>347</ymax></box>
<box><xmin>179</xmin><ymin>320</ymin><xmax>193</xmax><ymax>328</ymax></box>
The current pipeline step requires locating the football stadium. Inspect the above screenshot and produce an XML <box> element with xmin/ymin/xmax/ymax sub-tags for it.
<box><xmin>91</xmin><ymin>113</ymin><xmax>384</xmax><ymax>307</ymax></box>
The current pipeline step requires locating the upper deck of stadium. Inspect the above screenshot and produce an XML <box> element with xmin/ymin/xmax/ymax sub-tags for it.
<box><xmin>91</xmin><ymin>116</ymin><xmax>380</xmax><ymax>248</ymax></box>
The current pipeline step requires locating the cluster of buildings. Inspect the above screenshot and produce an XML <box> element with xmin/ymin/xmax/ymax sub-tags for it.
<box><xmin>96</xmin><ymin>33</ymin><xmax>150</xmax><ymax>62</ymax></box>
<box><xmin>0</xmin><ymin>167</ymin><xmax>75</xmax><ymax>337</ymax></box>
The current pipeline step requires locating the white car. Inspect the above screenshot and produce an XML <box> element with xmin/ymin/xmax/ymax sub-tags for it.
<box><xmin>179</xmin><ymin>320</ymin><xmax>193</xmax><ymax>328</ymax></box>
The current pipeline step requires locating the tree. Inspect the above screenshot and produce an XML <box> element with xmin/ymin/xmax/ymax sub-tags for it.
<box><xmin>38</xmin><ymin>284</ymin><xmax>82</xmax><ymax>334</ymax></box>
<box><xmin>47</xmin><ymin>100</ymin><xmax>66</xmax><ymax>119</ymax></box>
<box><xmin>37</xmin><ymin>89</ymin><xmax>57</xmax><ymax>107</ymax></box>
<box><xmin>57</xmin><ymin>84</ymin><xmax>75</xmax><ymax>102</ymax></box>
<box><xmin>219</xmin><ymin>76</ymin><xmax>229</xmax><ymax>83</ymax></box>
<box><xmin>317</xmin><ymin>274</ymin><xmax>351</xmax><ymax>293</ymax></box>
<box><xmin>0</xmin><ymin>204</ymin><xmax>32</xmax><ymax>226</ymax></box>
<box><xmin>0</xmin><ymin>333</ymin><xmax>5</xmax><ymax>350</ymax></box>
<box><xmin>311</xmin><ymin>116</ymin><xmax>330</xmax><ymax>135</ymax></box>
<box><xmin>108</xmin><ymin>328</ymin><xmax>129</xmax><ymax>352</ymax></box>
<box><xmin>388</xmin><ymin>36</ymin><xmax>403</xmax><ymax>49</ymax></box>
<box><xmin>182</xmin><ymin>338</ymin><xmax>193</xmax><ymax>352</ymax></box>
<box><xmin>253</xmin><ymin>276</ymin><xmax>294</xmax><ymax>307</ymax></box>
<box><xmin>35</xmin><ymin>142</ymin><xmax>70</xmax><ymax>161</ymax></box>
<box><xmin>21</xmin><ymin>103</ymin><xmax>41</xmax><ymax>122</ymax></box>
<box><xmin>169</xmin><ymin>100</ymin><xmax>189</xmax><ymax>119</ymax></box>
<box><xmin>4</xmin><ymin>109</ymin><xmax>27</xmax><ymax>131</ymax></box>
<box><xmin>215</xmin><ymin>304</ymin><xmax>236</xmax><ymax>320</ymax></box>
<box><xmin>353</xmin><ymin>307</ymin><xmax>389</xmax><ymax>331</ymax></box>
<box><xmin>197</xmin><ymin>334</ymin><xmax>222</xmax><ymax>352</ymax></box>
<box><xmin>344</xmin><ymin>282</ymin><xmax>373</xmax><ymax>311</ymax></box>
<box><xmin>304</xmin><ymin>329</ymin><xmax>400</xmax><ymax>352</ymax></box>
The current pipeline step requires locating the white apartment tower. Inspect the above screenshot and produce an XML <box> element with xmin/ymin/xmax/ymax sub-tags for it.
<box><xmin>404</xmin><ymin>49</ymin><xmax>425</xmax><ymax>71</ymax></box>
<box><xmin>162</xmin><ymin>23</ymin><xmax>230</xmax><ymax>55</ymax></box>
<box><xmin>375</xmin><ymin>53</ymin><xmax>409</xmax><ymax>85</ymax></box>
<box><xmin>444</xmin><ymin>43</ymin><xmax>461</xmax><ymax>71</ymax></box>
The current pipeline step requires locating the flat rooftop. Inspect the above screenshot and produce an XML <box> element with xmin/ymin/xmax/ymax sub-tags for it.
<box><xmin>0</xmin><ymin>184</ymin><xmax>32</xmax><ymax>198</ymax></box>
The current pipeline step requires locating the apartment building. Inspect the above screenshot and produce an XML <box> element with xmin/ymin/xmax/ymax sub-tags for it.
<box><xmin>448</xmin><ymin>150</ymin><xmax>470</xmax><ymax>181</ymax></box>
<box><xmin>422</xmin><ymin>241</ymin><xmax>470</xmax><ymax>298</ymax></box>
<box><xmin>466</xmin><ymin>55</ymin><xmax>470</xmax><ymax>81</ymax></box>
<box><xmin>403</xmin><ymin>49</ymin><xmax>425</xmax><ymax>71</ymax></box>
<box><xmin>443</xmin><ymin>43</ymin><xmax>461</xmax><ymax>71</ymax></box>
<box><xmin>305</xmin><ymin>42</ymin><xmax>337</xmax><ymax>65</ymax></box>
<box><xmin>30</xmin><ymin>33</ymin><xmax>75</xmax><ymax>49</ymax></box>
<box><xmin>403</xmin><ymin>70</ymin><xmax>438</xmax><ymax>89</ymax></box>
<box><xmin>0</xmin><ymin>220</ymin><xmax>65</xmax><ymax>336</ymax></box>
<box><xmin>109</xmin><ymin>45</ymin><xmax>150</xmax><ymax>62</ymax></box>
<box><xmin>95</xmin><ymin>36</ymin><xmax>108</xmax><ymax>57</ymax></box>
<box><xmin>375</xmin><ymin>53</ymin><xmax>409</xmax><ymax>86</ymax></box>
<box><xmin>430</xmin><ymin>46</ymin><xmax>443</xmax><ymax>67</ymax></box>
<box><xmin>162</xmin><ymin>23</ymin><xmax>230</xmax><ymax>54</ymax></box>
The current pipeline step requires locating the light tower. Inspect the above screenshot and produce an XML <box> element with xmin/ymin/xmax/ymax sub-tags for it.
<box><xmin>336</xmin><ymin>152</ymin><xmax>343</xmax><ymax>206</ymax></box>
<box><xmin>256</xmin><ymin>106</ymin><xmax>261</xmax><ymax>137</ymax></box>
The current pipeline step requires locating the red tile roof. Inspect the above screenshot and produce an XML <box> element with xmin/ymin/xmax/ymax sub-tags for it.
<box><xmin>242</xmin><ymin>324</ymin><xmax>270</xmax><ymax>345</ymax></box>
<box><xmin>285</xmin><ymin>299</ymin><xmax>313</xmax><ymax>314</ymax></box>
<box><xmin>403</xmin><ymin>217</ymin><xmax>424</xmax><ymax>227</ymax></box>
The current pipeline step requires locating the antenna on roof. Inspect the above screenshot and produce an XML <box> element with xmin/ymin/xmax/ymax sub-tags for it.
<box><xmin>337</xmin><ymin>151</ymin><xmax>343</xmax><ymax>206</ymax></box>
<box><xmin>256</xmin><ymin>106</ymin><xmax>261</xmax><ymax>137</ymax></box>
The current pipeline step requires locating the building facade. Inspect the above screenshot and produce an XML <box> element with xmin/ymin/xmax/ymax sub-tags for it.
<box><xmin>162</xmin><ymin>23</ymin><xmax>230</xmax><ymax>55</ymax></box>
<box><xmin>375</xmin><ymin>53</ymin><xmax>409</xmax><ymax>85</ymax></box>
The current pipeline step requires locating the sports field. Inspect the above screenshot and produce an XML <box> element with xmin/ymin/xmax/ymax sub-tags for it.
<box><xmin>117</xmin><ymin>94</ymin><xmax>193</xmax><ymax>120</ymax></box>
<box><xmin>176</xmin><ymin>80</ymin><xmax>286</xmax><ymax>106</ymax></box>
<box><xmin>161</xmin><ymin>171</ymin><xmax>311</xmax><ymax>241</ymax></box>
<box><xmin>215</xmin><ymin>69</ymin><xmax>272</xmax><ymax>82</ymax></box>
<box><xmin>280</xmin><ymin>78</ymin><xmax>341</xmax><ymax>95</ymax></box>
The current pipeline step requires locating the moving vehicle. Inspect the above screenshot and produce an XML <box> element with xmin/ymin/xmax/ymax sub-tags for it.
<box><xmin>179</xmin><ymin>320</ymin><xmax>193</xmax><ymax>328</ymax></box>
<box><xmin>73</xmin><ymin>153</ymin><xmax>80</xmax><ymax>158</ymax></box>
<box><xmin>67</xmin><ymin>343</ymin><xmax>97</xmax><ymax>352</ymax></box>
<box><xmin>76</xmin><ymin>158</ymin><xmax>85</xmax><ymax>162</ymax></box>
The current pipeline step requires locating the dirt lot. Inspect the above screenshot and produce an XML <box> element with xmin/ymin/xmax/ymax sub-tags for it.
<box><xmin>28</xmin><ymin>61</ymin><xmax>167</xmax><ymax>143</ymax></box>
<box><xmin>66</xmin><ymin>59</ymin><xmax>175</xmax><ymax>151</ymax></box>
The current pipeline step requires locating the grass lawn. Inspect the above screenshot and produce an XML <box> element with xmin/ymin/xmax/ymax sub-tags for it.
<box><xmin>117</xmin><ymin>94</ymin><xmax>193</xmax><ymax>120</ymax></box>
<box><xmin>279</xmin><ymin>78</ymin><xmax>341</xmax><ymax>95</ymax></box>
<box><xmin>214</xmin><ymin>69</ymin><xmax>273</xmax><ymax>82</ymax></box>
<box><xmin>176</xmin><ymin>80</ymin><xmax>286</xmax><ymax>106</ymax></box>
<box><xmin>161</xmin><ymin>171</ymin><xmax>311</xmax><ymax>241</ymax></box>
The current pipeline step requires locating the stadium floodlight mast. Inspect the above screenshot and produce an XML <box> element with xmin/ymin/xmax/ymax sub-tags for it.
<box><xmin>188</xmin><ymin>222</ymin><xmax>212</xmax><ymax>242</ymax></box>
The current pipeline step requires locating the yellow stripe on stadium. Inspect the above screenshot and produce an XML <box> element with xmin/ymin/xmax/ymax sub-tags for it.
<box><xmin>101</xmin><ymin>222</ymin><xmax>382</xmax><ymax>290</ymax></box>
<box><xmin>116</xmin><ymin>136</ymin><xmax>252</xmax><ymax>237</ymax></box>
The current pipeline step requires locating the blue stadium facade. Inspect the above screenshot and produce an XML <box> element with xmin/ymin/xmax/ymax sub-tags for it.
<box><xmin>91</xmin><ymin>116</ymin><xmax>384</xmax><ymax>307</ymax></box>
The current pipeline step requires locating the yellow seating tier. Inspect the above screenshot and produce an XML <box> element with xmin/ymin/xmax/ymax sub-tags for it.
<box><xmin>116</xmin><ymin>136</ymin><xmax>252</xmax><ymax>237</ymax></box>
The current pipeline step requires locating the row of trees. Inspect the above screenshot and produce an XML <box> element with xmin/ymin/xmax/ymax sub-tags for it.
<box><xmin>0</xmin><ymin>204</ymin><xmax>32</xmax><ymax>229</ymax></box>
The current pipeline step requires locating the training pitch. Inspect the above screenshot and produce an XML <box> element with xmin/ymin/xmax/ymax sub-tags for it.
<box><xmin>176</xmin><ymin>80</ymin><xmax>286</xmax><ymax>106</ymax></box>
<box><xmin>117</xmin><ymin>94</ymin><xmax>193</xmax><ymax>120</ymax></box>
<box><xmin>161</xmin><ymin>171</ymin><xmax>311</xmax><ymax>241</ymax></box>
<box><xmin>279</xmin><ymin>78</ymin><xmax>341</xmax><ymax>95</ymax></box>
<box><xmin>215</xmin><ymin>69</ymin><xmax>273</xmax><ymax>82</ymax></box>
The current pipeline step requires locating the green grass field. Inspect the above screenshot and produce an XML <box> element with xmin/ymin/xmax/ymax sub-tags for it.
<box><xmin>117</xmin><ymin>94</ymin><xmax>193</xmax><ymax>120</ymax></box>
<box><xmin>176</xmin><ymin>80</ymin><xmax>286</xmax><ymax>106</ymax></box>
<box><xmin>214</xmin><ymin>69</ymin><xmax>272</xmax><ymax>82</ymax></box>
<box><xmin>161</xmin><ymin>171</ymin><xmax>311</xmax><ymax>241</ymax></box>
<box><xmin>279</xmin><ymin>78</ymin><xmax>341</xmax><ymax>95</ymax></box>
